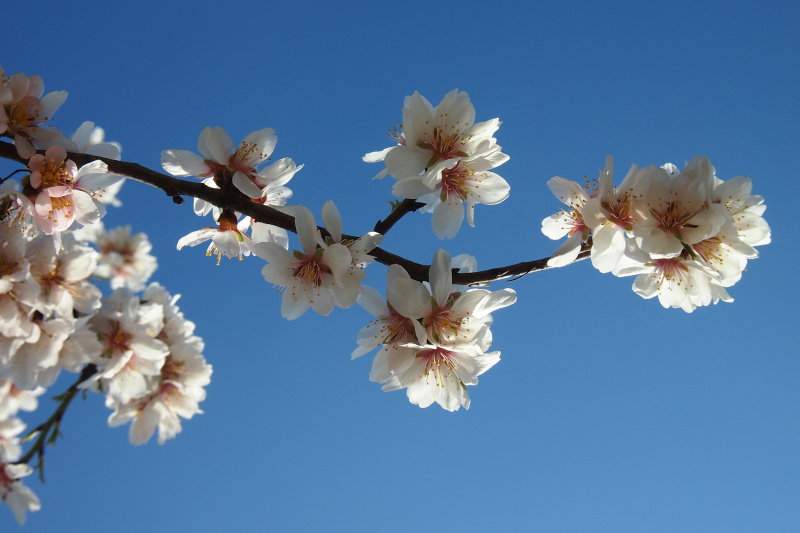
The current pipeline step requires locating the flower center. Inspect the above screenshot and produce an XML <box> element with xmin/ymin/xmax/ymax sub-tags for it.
<box><xmin>7</xmin><ymin>96</ymin><xmax>43</xmax><ymax>131</ymax></box>
<box><xmin>101</xmin><ymin>322</ymin><xmax>133</xmax><ymax>357</ymax></box>
<box><xmin>229</xmin><ymin>141</ymin><xmax>265</xmax><ymax>176</ymax></box>
<box><xmin>293</xmin><ymin>254</ymin><xmax>330</xmax><ymax>287</ymax></box>
<box><xmin>651</xmin><ymin>258</ymin><xmax>689</xmax><ymax>287</ymax></box>
<box><xmin>418</xmin><ymin>126</ymin><xmax>471</xmax><ymax>169</ymax></box>
<box><xmin>418</xmin><ymin>347</ymin><xmax>458</xmax><ymax>388</ymax></box>
<box><xmin>381</xmin><ymin>311</ymin><xmax>416</xmax><ymax>345</ymax></box>
<box><xmin>37</xmin><ymin>157</ymin><xmax>73</xmax><ymax>189</ymax></box>
<box><xmin>439</xmin><ymin>165</ymin><xmax>473</xmax><ymax>202</ymax></box>
<box><xmin>652</xmin><ymin>201</ymin><xmax>696</xmax><ymax>234</ymax></box>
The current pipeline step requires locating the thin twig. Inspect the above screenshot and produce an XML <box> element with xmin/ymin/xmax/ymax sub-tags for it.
<box><xmin>373</xmin><ymin>198</ymin><xmax>426</xmax><ymax>235</ymax></box>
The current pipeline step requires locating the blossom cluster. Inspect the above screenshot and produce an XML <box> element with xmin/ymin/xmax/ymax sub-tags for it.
<box><xmin>163</xmin><ymin>128</ymin><xmax>384</xmax><ymax>320</ymax></box>
<box><xmin>163</xmin><ymin>126</ymin><xmax>301</xmax><ymax>262</ymax></box>
<box><xmin>0</xmin><ymin>68</ymin><xmax>124</xmax><ymax>245</ymax></box>
<box><xmin>542</xmin><ymin>155</ymin><xmax>771</xmax><ymax>312</ymax></box>
<box><xmin>365</xmin><ymin>89</ymin><xmax>511</xmax><ymax>239</ymax></box>
<box><xmin>0</xmin><ymin>67</ymin><xmax>214</xmax><ymax>523</ymax></box>
<box><xmin>0</xmin><ymin>210</ymin><xmax>211</xmax><ymax>522</ymax></box>
<box><xmin>352</xmin><ymin>250</ymin><xmax>516</xmax><ymax>411</ymax></box>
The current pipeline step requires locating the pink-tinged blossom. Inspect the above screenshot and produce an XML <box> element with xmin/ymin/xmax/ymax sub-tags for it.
<box><xmin>0</xmin><ymin>68</ymin><xmax>66</xmax><ymax>159</ymax></box>
<box><xmin>22</xmin><ymin>145</ymin><xmax>120</xmax><ymax>236</ymax></box>
<box><xmin>256</xmin><ymin>206</ymin><xmax>356</xmax><ymax>320</ymax></box>
<box><xmin>0</xmin><ymin>462</ymin><xmax>40</xmax><ymax>525</ymax></box>
<box><xmin>54</xmin><ymin>121</ymin><xmax>125</xmax><ymax>207</ymax></box>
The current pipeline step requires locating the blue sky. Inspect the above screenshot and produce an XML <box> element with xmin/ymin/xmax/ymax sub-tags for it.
<box><xmin>3</xmin><ymin>0</ymin><xmax>798</xmax><ymax>531</ymax></box>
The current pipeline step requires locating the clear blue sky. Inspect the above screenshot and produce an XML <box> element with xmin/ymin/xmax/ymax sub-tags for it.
<box><xmin>4</xmin><ymin>0</ymin><xmax>798</xmax><ymax>531</ymax></box>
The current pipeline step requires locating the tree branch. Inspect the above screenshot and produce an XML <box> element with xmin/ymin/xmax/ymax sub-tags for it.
<box><xmin>0</xmin><ymin>141</ymin><xmax>591</xmax><ymax>284</ymax></box>
<box><xmin>373</xmin><ymin>198</ymin><xmax>426</xmax><ymax>235</ymax></box>
<box><xmin>15</xmin><ymin>364</ymin><xmax>98</xmax><ymax>481</ymax></box>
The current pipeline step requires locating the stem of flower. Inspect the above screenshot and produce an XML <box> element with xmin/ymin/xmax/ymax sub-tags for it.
<box><xmin>15</xmin><ymin>364</ymin><xmax>98</xmax><ymax>482</ymax></box>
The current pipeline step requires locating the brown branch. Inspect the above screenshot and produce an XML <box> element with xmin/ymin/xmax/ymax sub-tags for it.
<box><xmin>0</xmin><ymin>141</ymin><xmax>591</xmax><ymax>284</ymax></box>
<box><xmin>373</xmin><ymin>198</ymin><xmax>426</xmax><ymax>235</ymax></box>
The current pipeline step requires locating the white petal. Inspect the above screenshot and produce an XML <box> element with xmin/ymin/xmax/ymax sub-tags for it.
<box><xmin>161</xmin><ymin>149</ymin><xmax>209</xmax><ymax>177</ymax></box>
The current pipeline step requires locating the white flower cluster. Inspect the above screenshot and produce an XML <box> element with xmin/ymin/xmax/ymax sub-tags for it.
<box><xmin>162</xmin><ymin>126</ymin><xmax>302</xmax><ymax>262</ymax></box>
<box><xmin>256</xmin><ymin>202</ymin><xmax>383</xmax><ymax>320</ymax></box>
<box><xmin>92</xmin><ymin>284</ymin><xmax>212</xmax><ymax>446</ymax></box>
<box><xmin>164</xmin><ymin>127</ymin><xmax>384</xmax><ymax>320</ymax></box>
<box><xmin>542</xmin><ymin>156</ymin><xmax>771</xmax><ymax>312</ymax></box>
<box><xmin>0</xmin><ymin>68</ymin><xmax>216</xmax><ymax>522</ymax></box>
<box><xmin>353</xmin><ymin>250</ymin><xmax>516</xmax><ymax>411</ymax></box>
<box><xmin>365</xmin><ymin>89</ymin><xmax>511</xmax><ymax>239</ymax></box>
<box><xmin>0</xmin><ymin>380</ymin><xmax>42</xmax><ymax>525</ymax></box>
<box><xmin>0</xmin><ymin>68</ymin><xmax>124</xmax><ymax>244</ymax></box>
<box><xmin>0</xmin><ymin>210</ymin><xmax>210</xmax><ymax>521</ymax></box>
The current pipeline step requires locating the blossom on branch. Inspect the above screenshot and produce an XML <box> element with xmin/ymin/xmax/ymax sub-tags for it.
<box><xmin>365</xmin><ymin>89</ymin><xmax>510</xmax><ymax>239</ymax></box>
<box><xmin>0</xmin><ymin>67</ymin><xmax>66</xmax><ymax>159</ymax></box>
<box><xmin>8</xmin><ymin>145</ymin><xmax>121</xmax><ymax>238</ymax></box>
<box><xmin>543</xmin><ymin>155</ymin><xmax>771</xmax><ymax>312</ymax></box>
<box><xmin>161</xmin><ymin>126</ymin><xmax>302</xmax><ymax>217</ymax></box>
<box><xmin>354</xmin><ymin>249</ymin><xmax>515</xmax><ymax>411</ymax></box>
<box><xmin>256</xmin><ymin>204</ymin><xmax>380</xmax><ymax>320</ymax></box>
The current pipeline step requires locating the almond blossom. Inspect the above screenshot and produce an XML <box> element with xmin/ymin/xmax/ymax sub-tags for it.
<box><xmin>0</xmin><ymin>462</ymin><xmax>40</xmax><ymax>525</ymax></box>
<box><xmin>0</xmin><ymin>68</ymin><xmax>66</xmax><ymax>159</ymax></box>
<box><xmin>631</xmin><ymin>157</ymin><xmax>728</xmax><ymax>258</ymax></box>
<box><xmin>357</xmin><ymin>249</ymin><xmax>515</xmax><ymax>410</ymax></box>
<box><xmin>106</xmin><ymin>284</ymin><xmax>211</xmax><ymax>445</ymax></box>
<box><xmin>580</xmin><ymin>156</ymin><xmax>647</xmax><ymax>273</ymax></box>
<box><xmin>161</xmin><ymin>126</ymin><xmax>302</xmax><ymax>213</ymax></box>
<box><xmin>177</xmin><ymin>209</ymin><xmax>257</xmax><ymax>264</ymax></box>
<box><xmin>20</xmin><ymin>145</ymin><xmax>120</xmax><ymax>236</ymax></box>
<box><xmin>600</xmin><ymin>156</ymin><xmax>771</xmax><ymax>311</ymax></box>
<box><xmin>90</xmin><ymin>224</ymin><xmax>158</xmax><ymax>291</ymax></box>
<box><xmin>541</xmin><ymin>173</ymin><xmax>597</xmax><ymax>267</ymax></box>
<box><xmin>256</xmin><ymin>206</ymin><xmax>362</xmax><ymax>320</ymax></box>
<box><xmin>89</xmin><ymin>288</ymin><xmax>170</xmax><ymax>404</ymax></box>
<box><xmin>365</xmin><ymin>90</ymin><xmax>510</xmax><ymax>239</ymax></box>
